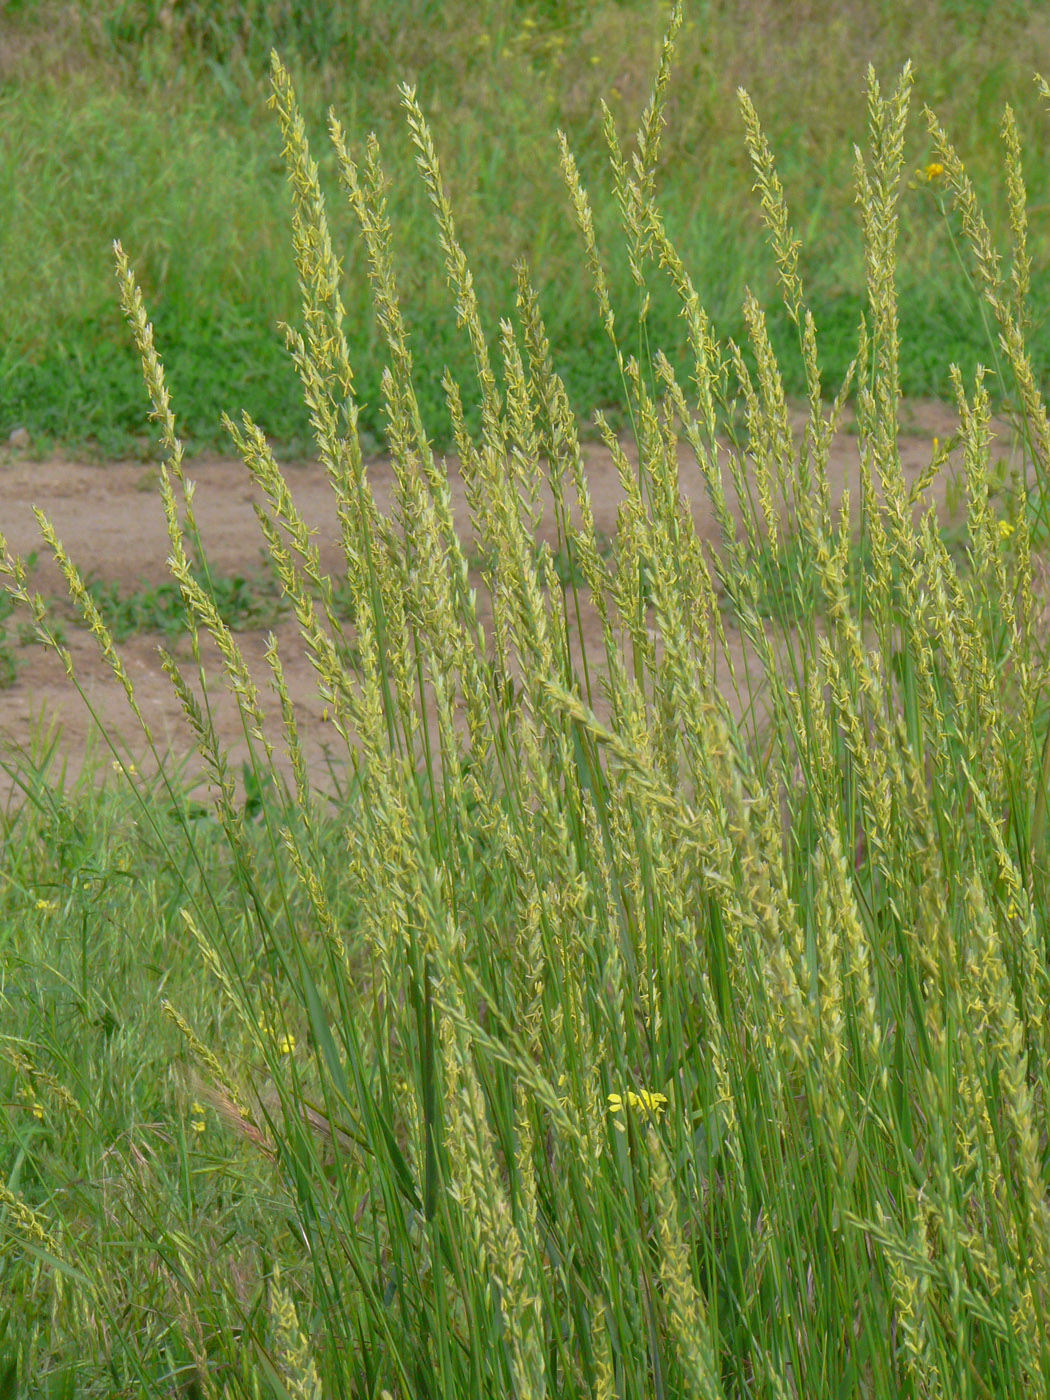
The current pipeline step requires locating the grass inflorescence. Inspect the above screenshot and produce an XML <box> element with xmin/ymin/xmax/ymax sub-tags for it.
<box><xmin>5</xmin><ymin>9</ymin><xmax>1050</xmax><ymax>1396</ymax></box>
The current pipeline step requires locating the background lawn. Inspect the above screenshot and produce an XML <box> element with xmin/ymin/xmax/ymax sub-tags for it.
<box><xmin>2</xmin><ymin>0</ymin><xmax>1049</xmax><ymax>457</ymax></box>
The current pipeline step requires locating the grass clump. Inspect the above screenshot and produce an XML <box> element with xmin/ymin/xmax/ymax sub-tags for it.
<box><xmin>6</xmin><ymin>11</ymin><xmax>1050</xmax><ymax>1395</ymax></box>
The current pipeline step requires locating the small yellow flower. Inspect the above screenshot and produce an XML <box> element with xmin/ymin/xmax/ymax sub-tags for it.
<box><xmin>924</xmin><ymin>161</ymin><xmax>944</xmax><ymax>180</ymax></box>
<box><xmin>35</xmin><ymin>898</ymin><xmax>57</xmax><ymax>913</ymax></box>
<box><xmin>999</xmin><ymin>518</ymin><xmax>1015</xmax><ymax>540</ymax></box>
<box><xmin>19</xmin><ymin>1087</ymin><xmax>44</xmax><ymax>1121</ymax></box>
<box><xmin>277</xmin><ymin>1034</ymin><xmax>296</xmax><ymax>1056</ymax></box>
<box><xmin>607</xmin><ymin>1088</ymin><xmax>668</xmax><ymax>1131</ymax></box>
<box><xmin>190</xmin><ymin>1101</ymin><xmax>206</xmax><ymax>1134</ymax></box>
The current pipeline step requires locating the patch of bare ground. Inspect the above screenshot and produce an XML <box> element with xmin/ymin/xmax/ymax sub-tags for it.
<box><xmin>0</xmin><ymin>401</ymin><xmax>1030</xmax><ymax>807</ymax></box>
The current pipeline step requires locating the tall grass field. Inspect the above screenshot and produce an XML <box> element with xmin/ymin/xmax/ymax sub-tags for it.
<box><xmin>7</xmin><ymin>2</ymin><xmax>1050</xmax><ymax>1396</ymax></box>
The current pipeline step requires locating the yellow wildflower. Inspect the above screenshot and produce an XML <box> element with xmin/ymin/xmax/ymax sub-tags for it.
<box><xmin>19</xmin><ymin>1087</ymin><xmax>44</xmax><ymax>1121</ymax></box>
<box><xmin>35</xmin><ymin>898</ymin><xmax>57</xmax><ymax>914</ymax></box>
<box><xmin>924</xmin><ymin>162</ymin><xmax>944</xmax><ymax>180</ymax></box>
<box><xmin>607</xmin><ymin>1088</ymin><xmax>668</xmax><ymax>1131</ymax></box>
<box><xmin>257</xmin><ymin>1011</ymin><xmax>295</xmax><ymax>1055</ymax></box>
<box><xmin>190</xmin><ymin>1101</ymin><xmax>206</xmax><ymax>1135</ymax></box>
<box><xmin>999</xmin><ymin>518</ymin><xmax>1015</xmax><ymax>540</ymax></box>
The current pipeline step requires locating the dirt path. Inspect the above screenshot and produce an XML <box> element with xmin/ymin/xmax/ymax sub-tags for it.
<box><xmin>0</xmin><ymin>402</ymin><xmax>1013</xmax><ymax>805</ymax></box>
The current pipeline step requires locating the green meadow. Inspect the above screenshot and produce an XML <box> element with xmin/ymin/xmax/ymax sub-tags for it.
<box><xmin>3</xmin><ymin>0</ymin><xmax>1050</xmax><ymax>456</ymax></box>
<box><xmin>7</xmin><ymin>2</ymin><xmax>1050</xmax><ymax>1397</ymax></box>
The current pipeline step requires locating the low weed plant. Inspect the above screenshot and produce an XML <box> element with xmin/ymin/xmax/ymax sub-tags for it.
<box><xmin>6</xmin><ymin>10</ymin><xmax>1050</xmax><ymax>1395</ymax></box>
<box><xmin>80</xmin><ymin>557</ymin><xmax>287</xmax><ymax>642</ymax></box>
<box><xmin>0</xmin><ymin>586</ymin><xmax>19</xmax><ymax>690</ymax></box>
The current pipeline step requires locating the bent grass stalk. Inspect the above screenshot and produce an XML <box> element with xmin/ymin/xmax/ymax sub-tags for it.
<box><xmin>6</xmin><ymin>11</ymin><xmax>1050</xmax><ymax>1396</ymax></box>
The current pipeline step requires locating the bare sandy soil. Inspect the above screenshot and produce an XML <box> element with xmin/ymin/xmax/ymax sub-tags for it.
<box><xmin>0</xmin><ymin>402</ymin><xmax>1019</xmax><ymax>805</ymax></box>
